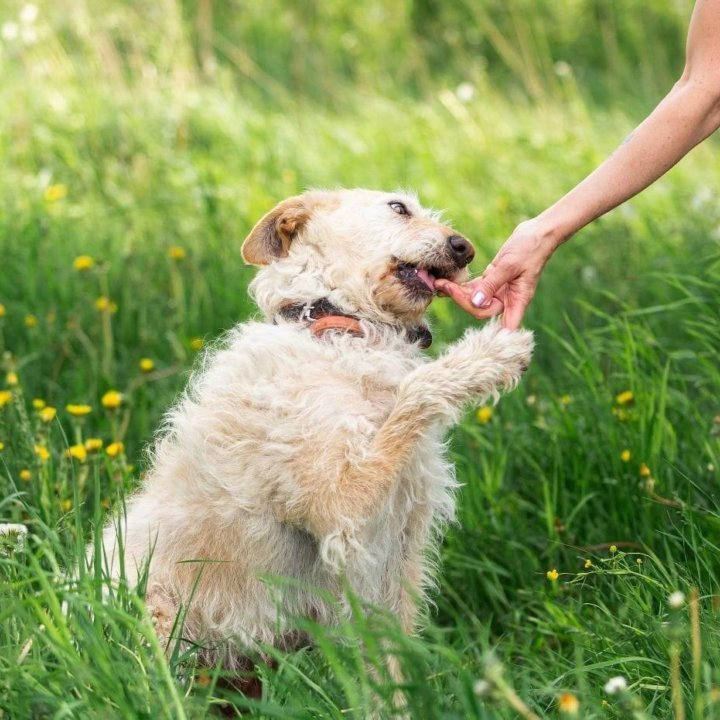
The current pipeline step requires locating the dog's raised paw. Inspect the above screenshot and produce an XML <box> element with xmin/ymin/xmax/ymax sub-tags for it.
<box><xmin>500</xmin><ymin>328</ymin><xmax>534</xmax><ymax>375</ymax></box>
<box><xmin>451</xmin><ymin>324</ymin><xmax>534</xmax><ymax>395</ymax></box>
<box><xmin>462</xmin><ymin>324</ymin><xmax>533</xmax><ymax>364</ymax></box>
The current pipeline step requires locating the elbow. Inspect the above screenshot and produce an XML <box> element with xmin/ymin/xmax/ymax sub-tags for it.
<box><xmin>674</xmin><ymin>70</ymin><xmax>720</xmax><ymax>128</ymax></box>
<box><xmin>676</xmin><ymin>66</ymin><xmax>720</xmax><ymax>106</ymax></box>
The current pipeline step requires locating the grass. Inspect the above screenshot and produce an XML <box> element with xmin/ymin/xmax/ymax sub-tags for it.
<box><xmin>1</xmin><ymin>1</ymin><xmax>719</xmax><ymax>717</ymax></box>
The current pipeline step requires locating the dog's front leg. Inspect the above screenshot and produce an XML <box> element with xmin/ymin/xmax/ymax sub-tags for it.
<box><xmin>292</xmin><ymin>324</ymin><xmax>533</xmax><ymax>567</ymax></box>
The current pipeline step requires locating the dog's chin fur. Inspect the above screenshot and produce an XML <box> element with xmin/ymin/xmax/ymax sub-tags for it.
<box><xmin>94</xmin><ymin>188</ymin><xmax>534</xmax><ymax>676</ymax></box>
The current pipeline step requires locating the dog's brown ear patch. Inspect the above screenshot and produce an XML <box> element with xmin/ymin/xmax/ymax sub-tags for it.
<box><xmin>242</xmin><ymin>197</ymin><xmax>310</xmax><ymax>266</ymax></box>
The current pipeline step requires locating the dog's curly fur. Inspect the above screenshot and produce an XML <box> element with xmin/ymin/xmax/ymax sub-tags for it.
<box><xmin>96</xmin><ymin>189</ymin><xmax>533</xmax><ymax>667</ymax></box>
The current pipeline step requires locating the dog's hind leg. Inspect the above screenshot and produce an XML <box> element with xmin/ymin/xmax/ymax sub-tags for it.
<box><xmin>145</xmin><ymin>584</ymin><xmax>181</xmax><ymax>652</ymax></box>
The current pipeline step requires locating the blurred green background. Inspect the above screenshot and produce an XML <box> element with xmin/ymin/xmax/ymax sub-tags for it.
<box><xmin>1</xmin><ymin>1</ymin><xmax>719</xmax><ymax>718</ymax></box>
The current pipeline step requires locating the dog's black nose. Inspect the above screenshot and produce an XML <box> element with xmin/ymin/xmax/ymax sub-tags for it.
<box><xmin>447</xmin><ymin>235</ymin><xmax>475</xmax><ymax>267</ymax></box>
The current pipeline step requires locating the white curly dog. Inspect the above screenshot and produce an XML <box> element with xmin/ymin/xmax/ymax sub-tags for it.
<box><xmin>97</xmin><ymin>189</ymin><xmax>533</xmax><ymax>674</ymax></box>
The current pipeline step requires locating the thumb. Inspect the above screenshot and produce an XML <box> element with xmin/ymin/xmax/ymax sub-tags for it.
<box><xmin>469</xmin><ymin>262</ymin><xmax>508</xmax><ymax>309</ymax></box>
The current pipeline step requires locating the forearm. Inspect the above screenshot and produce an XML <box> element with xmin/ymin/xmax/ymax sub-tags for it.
<box><xmin>538</xmin><ymin>77</ymin><xmax>720</xmax><ymax>246</ymax></box>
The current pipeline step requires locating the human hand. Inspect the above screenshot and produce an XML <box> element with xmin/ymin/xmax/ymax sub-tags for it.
<box><xmin>434</xmin><ymin>218</ymin><xmax>559</xmax><ymax>330</ymax></box>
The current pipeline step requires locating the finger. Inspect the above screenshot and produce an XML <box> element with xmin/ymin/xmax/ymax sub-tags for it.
<box><xmin>467</xmin><ymin>261</ymin><xmax>512</xmax><ymax>310</ymax></box>
<box><xmin>501</xmin><ymin>297</ymin><xmax>530</xmax><ymax>330</ymax></box>
<box><xmin>438</xmin><ymin>280</ymin><xmax>504</xmax><ymax>319</ymax></box>
<box><xmin>434</xmin><ymin>278</ymin><xmax>467</xmax><ymax>297</ymax></box>
<box><xmin>435</xmin><ymin>279</ymin><xmax>470</xmax><ymax>304</ymax></box>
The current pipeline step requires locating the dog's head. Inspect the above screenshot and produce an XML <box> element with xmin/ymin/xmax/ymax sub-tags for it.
<box><xmin>242</xmin><ymin>189</ymin><xmax>475</xmax><ymax>326</ymax></box>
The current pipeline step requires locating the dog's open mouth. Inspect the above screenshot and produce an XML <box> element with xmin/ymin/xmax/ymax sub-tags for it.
<box><xmin>395</xmin><ymin>261</ymin><xmax>460</xmax><ymax>295</ymax></box>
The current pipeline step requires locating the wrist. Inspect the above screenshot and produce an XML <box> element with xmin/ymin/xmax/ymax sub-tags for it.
<box><xmin>532</xmin><ymin>205</ymin><xmax>582</xmax><ymax>250</ymax></box>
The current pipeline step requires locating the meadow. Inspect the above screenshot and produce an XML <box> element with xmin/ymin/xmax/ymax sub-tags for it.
<box><xmin>1</xmin><ymin>0</ymin><xmax>719</xmax><ymax>717</ymax></box>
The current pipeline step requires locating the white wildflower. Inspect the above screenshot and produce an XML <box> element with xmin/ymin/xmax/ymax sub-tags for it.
<box><xmin>554</xmin><ymin>61</ymin><xmax>571</xmax><ymax>77</ymax></box>
<box><xmin>473</xmin><ymin>679</ymin><xmax>492</xmax><ymax>698</ymax></box>
<box><xmin>603</xmin><ymin>676</ymin><xmax>628</xmax><ymax>695</ymax></box>
<box><xmin>20</xmin><ymin>4</ymin><xmax>38</xmax><ymax>24</ymax></box>
<box><xmin>456</xmin><ymin>82</ymin><xmax>476</xmax><ymax>103</ymax></box>
<box><xmin>0</xmin><ymin>523</ymin><xmax>28</xmax><ymax>552</ymax></box>
<box><xmin>1</xmin><ymin>21</ymin><xmax>19</xmax><ymax>41</ymax></box>
<box><xmin>668</xmin><ymin>591</ymin><xmax>685</xmax><ymax>609</ymax></box>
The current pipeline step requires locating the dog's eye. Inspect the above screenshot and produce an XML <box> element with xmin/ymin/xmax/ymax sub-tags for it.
<box><xmin>388</xmin><ymin>201</ymin><xmax>411</xmax><ymax>217</ymax></box>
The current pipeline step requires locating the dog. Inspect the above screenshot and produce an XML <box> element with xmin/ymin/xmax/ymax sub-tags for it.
<box><xmin>97</xmin><ymin>188</ymin><xmax>533</xmax><ymax>675</ymax></box>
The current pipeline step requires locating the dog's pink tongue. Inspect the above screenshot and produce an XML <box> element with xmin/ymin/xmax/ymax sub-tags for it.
<box><xmin>417</xmin><ymin>268</ymin><xmax>436</xmax><ymax>291</ymax></box>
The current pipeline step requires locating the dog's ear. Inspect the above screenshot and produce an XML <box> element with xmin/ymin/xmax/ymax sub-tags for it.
<box><xmin>241</xmin><ymin>197</ymin><xmax>310</xmax><ymax>266</ymax></box>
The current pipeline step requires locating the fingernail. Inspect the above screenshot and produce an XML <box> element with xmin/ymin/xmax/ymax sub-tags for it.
<box><xmin>471</xmin><ymin>291</ymin><xmax>485</xmax><ymax>308</ymax></box>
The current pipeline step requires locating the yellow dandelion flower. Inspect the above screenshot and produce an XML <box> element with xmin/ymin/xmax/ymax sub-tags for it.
<box><xmin>101</xmin><ymin>390</ymin><xmax>123</xmax><ymax>410</ymax></box>
<box><xmin>558</xmin><ymin>692</ymin><xmax>580</xmax><ymax>715</ymax></box>
<box><xmin>139</xmin><ymin>358</ymin><xmax>154</xmax><ymax>372</ymax></box>
<box><xmin>19</xmin><ymin>469</ymin><xmax>31</xmax><ymax>481</ymax></box>
<box><xmin>34</xmin><ymin>445</ymin><xmax>50</xmax><ymax>462</ymax></box>
<box><xmin>44</xmin><ymin>184</ymin><xmax>68</xmax><ymax>202</ymax></box>
<box><xmin>106</xmin><ymin>441</ymin><xmax>125</xmax><ymax>458</ymax></box>
<box><xmin>639</xmin><ymin>463</ymin><xmax>651</xmax><ymax>478</ymax></box>
<box><xmin>0</xmin><ymin>390</ymin><xmax>12</xmax><ymax>407</ymax></box>
<box><xmin>547</xmin><ymin>568</ymin><xmax>559</xmax><ymax>582</ymax></box>
<box><xmin>190</xmin><ymin>337</ymin><xmax>204</xmax><ymax>351</ymax></box>
<box><xmin>66</xmin><ymin>444</ymin><xmax>87</xmax><ymax>462</ymax></box>
<box><xmin>73</xmin><ymin>255</ymin><xmax>94</xmax><ymax>271</ymax></box>
<box><xmin>60</xmin><ymin>499</ymin><xmax>73</xmax><ymax>512</ymax></box>
<box><xmin>39</xmin><ymin>406</ymin><xmax>57</xmax><ymax>423</ymax></box>
<box><xmin>94</xmin><ymin>297</ymin><xmax>118</xmax><ymax>314</ymax></box>
<box><xmin>24</xmin><ymin>314</ymin><xmax>38</xmax><ymax>328</ymax></box>
<box><xmin>559</xmin><ymin>394</ymin><xmax>572</xmax><ymax>406</ymax></box>
<box><xmin>66</xmin><ymin>403</ymin><xmax>92</xmax><ymax>417</ymax></box>
<box><xmin>609</xmin><ymin>545</ymin><xmax>618</xmax><ymax>554</ymax></box>
<box><xmin>85</xmin><ymin>438</ymin><xmax>103</xmax><ymax>452</ymax></box>
<box><xmin>0</xmin><ymin>303</ymin><xmax>5</xmax><ymax>318</ymax></box>
<box><xmin>6</xmin><ymin>372</ymin><xmax>18</xmax><ymax>387</ymax></box>
<box><xmin>32</xmin><ymin>398</ymin><xmax>46</xmax><ymax>410</ymax></box>
<box><xmin>615</xmin><ymin>390</ymin><xmax>634</xmax><ymax>405</ymax></box>
<box><xmin>584</xmin><ymin>559</ymin><xmax>592</xmax><ymax>569</ymax></box>
<box><xmin>476</xmin><ymin>406</ymin><xmax>493</xmax><ymax>424</ymax></box>
<box><xmin>168</xmin><ymin>246</ymin><xmax>186</xmax><ymax>261</ymax></box>
<box><xmin>620</xmin><ymin>449</ymin><xmax>631</xmax><ymax>462</ymax></box>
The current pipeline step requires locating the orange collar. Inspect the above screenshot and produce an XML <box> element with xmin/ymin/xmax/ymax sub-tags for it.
<box><xmin>277</xmin><ymin>299</ymin><xmax>432</xmax><ymax>348</ymax></box>
<box><xmin>309</xmin><ymin>314</ymin><xmax>364</xmax><ymax>340</ymax></box>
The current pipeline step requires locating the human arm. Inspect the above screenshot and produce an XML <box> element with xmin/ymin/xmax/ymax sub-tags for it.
<box><xmin>437</xmin><ymin>0</ymin><xmax>720</xmax><ymax>329</ymax></box>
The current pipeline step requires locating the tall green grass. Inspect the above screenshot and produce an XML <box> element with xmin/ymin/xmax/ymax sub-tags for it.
<box><xmin>1</xmin><ymin>1</ymin><xmax>719</xmax><ymax>717</ymax></box>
